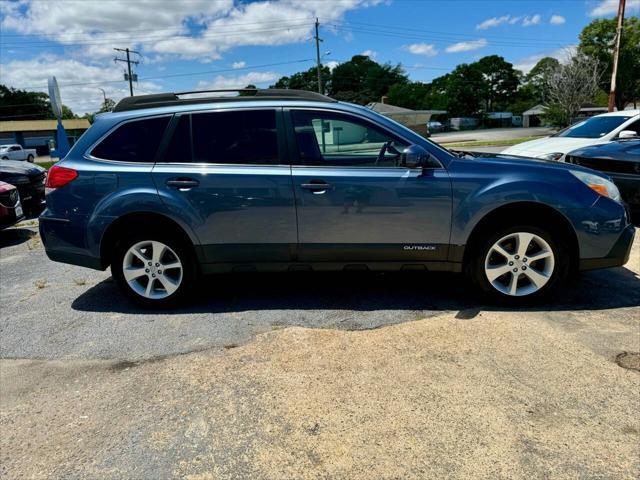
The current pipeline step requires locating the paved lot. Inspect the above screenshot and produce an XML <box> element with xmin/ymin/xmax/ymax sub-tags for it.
<box><xmin>431</xmin><ymin>127</ymin><xmax>554</xmax><ymax>145</ymax></box>
<box><xmin>1</xmin><ymin>225</ymin><xmax>639</xmax><ymax>479</ymax></box>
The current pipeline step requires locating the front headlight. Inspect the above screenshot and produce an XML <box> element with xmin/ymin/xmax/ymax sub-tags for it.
<box><xmin>539</xmin><ymin>152</ymin><xmax>564</xmax><ymax>161</ymax></box>
<box><xmin>570</xmin><ymin>170</ymin><xmax>622</xmax><ymax>202</ymax></box>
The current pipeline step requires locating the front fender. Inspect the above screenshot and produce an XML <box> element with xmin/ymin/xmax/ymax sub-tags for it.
<box><xmin>450</xmin><ymin>173</ymin><xmax>598</xmax><ymax>246</ymax></box>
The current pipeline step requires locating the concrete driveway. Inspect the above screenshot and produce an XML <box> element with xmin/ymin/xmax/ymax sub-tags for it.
<box><xmin>431</xmin><ymin>127</ymin><xmax>554</xmax><ymax>145</ymax></box>
<box><xmin>1</xmin><ymin>225</ymin><xmax>639</xmax><ymax>479</ymax></box>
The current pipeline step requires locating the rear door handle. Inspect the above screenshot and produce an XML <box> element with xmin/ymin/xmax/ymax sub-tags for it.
<box><xmin>166</xmin><ymin>178</ymin><xmax>199</xmax><ymax>189</ymax></box>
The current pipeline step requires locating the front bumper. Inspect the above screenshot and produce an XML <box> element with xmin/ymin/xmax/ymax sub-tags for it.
<box><xmin>579</xmin><ymin>223</ymin><xmax>635</xmax><ymax>271</ymax></box>
<box><xmin>608</xmin><ymin>173</ymin><xmax>640</xmax><ymax>213</ymax></box>
<box><xmin>16</xmin><ymin>176</ymin><xmax>46</xmax><ymax>214</ymax></box>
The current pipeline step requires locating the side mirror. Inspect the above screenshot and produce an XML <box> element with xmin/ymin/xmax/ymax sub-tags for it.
<box><xmin>401</xmin><ymin>144</ymin><xmax>437</xmax><ymax>168</ymax></box>
<box><xmin>618</xmin><ymin>130</ymin><xmax>638</xmax><ymax>139</ymax></box>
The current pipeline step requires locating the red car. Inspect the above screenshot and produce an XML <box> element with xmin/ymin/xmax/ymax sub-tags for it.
<box><xmin>0</xmin><ymin>181</ymin><xmax>25</xmax><ymax>230</ymax></box>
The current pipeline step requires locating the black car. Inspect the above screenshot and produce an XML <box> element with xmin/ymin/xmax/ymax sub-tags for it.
<box><xmin>0</xmin><ymin>160</ymin><xmax>46</xmax><ymax>216</ymax></box>
<box><xmin>566</xmin><ymin>139</ymin><xmax>640</xmax><ymax>218</ymax></box>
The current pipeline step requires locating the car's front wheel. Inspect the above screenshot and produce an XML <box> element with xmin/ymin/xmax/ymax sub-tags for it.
<box><xmin>469</xmin><ymin>225</ymin><xmax>570</xmax><ymax>303</ymax></box>
<box><xmin>112</xmin><ymin>234</ymin><xmax>195</xmax><ymax>307</ymax></box>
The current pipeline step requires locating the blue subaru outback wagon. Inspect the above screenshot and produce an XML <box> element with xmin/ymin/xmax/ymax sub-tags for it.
<box><xmin>40</xmin><ymin>89</ymin><xmax>635</xmax><ymax>306</ymax></box>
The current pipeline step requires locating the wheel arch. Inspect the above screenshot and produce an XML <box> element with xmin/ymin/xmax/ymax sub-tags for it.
<box><xmin>99</xmin><ymin>211</ymin><xmax>203</xmax><ymax>269</ymax></box>
<box><xmin>461</xmin><ymin>201</ymin><xmax>580</xmax><ymax>272</ymax></box>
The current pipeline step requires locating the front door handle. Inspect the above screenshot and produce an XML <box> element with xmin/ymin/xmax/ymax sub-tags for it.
<box><xmin>301</xmin><ymin>182</ymin><xmax>332</xmax><ymax>193</ymax></box>
<box><xmin>166</xmin><ymin>178</ymin><xmax>199</xmax><ymax>190</ymax></box>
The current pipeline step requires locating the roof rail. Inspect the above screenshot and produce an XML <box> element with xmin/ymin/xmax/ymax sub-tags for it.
<box><xmin>112</xmin><ymin>88</ymin><xmax>336</xmax><ymax>112</ymax></box>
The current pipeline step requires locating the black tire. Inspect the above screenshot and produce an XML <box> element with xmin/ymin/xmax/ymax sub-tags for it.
<box><xmin>111</xmin><ymin>230</ymin><xmax>196</xmax><ymax>308</ymax></box>
<box><xmin>27</xmin><ymin>155</ymin><xmax>34</xmax><ymax>163</ymax></box>
<box><xmin>1</xmin><ymin>157</ymin><xmax>8</xmax><ymax>160</ymax></box>
<box><xmin>466</xmin><ymin>224</ymin><xmax>570</xmax><ymax>304</ymax></box>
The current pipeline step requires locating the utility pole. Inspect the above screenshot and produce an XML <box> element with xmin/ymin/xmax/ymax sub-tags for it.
<box><xmin>608</xmin><ymin>0</ymin><xmax>626</xmax><ymax>112</ymax></box>
<box><xmin>114</xmin><ymin>48</ymin><xmax>140</xmax><ymax>96</ymax></box>
<box><xmin>314</xmin><ymin>18</ymin><xmax>323</xmax><ymax>94</ymax></box>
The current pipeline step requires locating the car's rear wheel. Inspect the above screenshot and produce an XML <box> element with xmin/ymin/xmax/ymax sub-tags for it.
<box><xmin>468</xmin><ymin>225</ymin><xmax>570</xmax><ymax>303</ymax></box>
<box><xmin>112</xmin><ymin>233</ymin><xmax>195</xmax><ymax>307</ymax></box>
<box><xmin>27</xmin><ymin>155</ymin><xmax>34</xmax><ymax>163</ymax></box>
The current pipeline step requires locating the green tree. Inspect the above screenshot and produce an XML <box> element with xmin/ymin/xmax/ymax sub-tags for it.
<box><xmin>61</xmin><ymin>105</ymin><xmax>77</xmax><ymax>119</ymax></box>
<box><xmin>0</xmin><ymin>85</ymin><xmax>51</xmax><ymax>120</ymax></box>
<box><xmin>438</xmin><ymin>64</ymin><xmax>485</xmax><ymax>116</ymax></box>
<box><xmin>525</xmin><ymin>57</ymin><xmax>560</xmax><ymax>104</ymax></box>
<box><xmin>421</xmin><ymin>75</ymin><xmax>450</xmax><ymax>111</ymax></box>
<box><xmin>329</xmin><ymin>55</ymin><xmax>408</xmax><ymax>104</ymax></box>
<box><xmin>578</xmin><ymin>16</ymin><xmax>640</xmax><ymax>110</ymax></box>
<box><xmin>507</xmin><ymin>83</ymin><xmax>538</xmax><ymax>116</ymax></box>
<box><xmin>239</xmin><ymin>84</ymin><xmax>257</xmax><ymax>96</ymax></box>
<box><xmin>387</xmin><ymin>82</ymin><xmax>430</xmax><ymax>110</ymax></box>
<box><xmin>0</xmin><ymin>85</ymin><xmax>78</xmax><ymax>120</ymax></box>
<box><xmin>475</xmin><ymin>55</ymin><xmax>520</xmax><ymax>111</ymax></box>
<box><xmin>97</xmin><ymin>97</ymin><xmax>116</xmax><ymax>113</ymax></box>
<box><xmin>271</xmin><ymin>66</ymin><xmax>331</xmax><ymax>93</ymax></box>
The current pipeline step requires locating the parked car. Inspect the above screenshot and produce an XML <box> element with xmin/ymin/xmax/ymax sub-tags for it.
<box><xmin>39</xmin><ymin>89</ymin><xmax>634</xmax><ymax>307</ymax></box>
<box><xmin>0</xmin><ymin>160</ymin><xmax>46</xmax><ymax>216</ymax></box>
<box><xmin>426</xmin><ymin>121</ymin><xmax>444</xmax><ymax>134</ymax></box>
<box><xmin>0</xmin><ymin>181</ymin><xmax>25</xmax><ymax>230</ymax></box>
<box><xmin>502</xmin><ymin>110</ymin><xmax>640</xmax><ymax>160</ymax></box>
<box><xmin>0</xmin><ymin>144</ymin><xmax>37</xmax><ymax>162</ymax></box>
<box><xmin>565</xmin><ymin>138</ymin><xmax>640</xmax><ymax>219</ymax></box>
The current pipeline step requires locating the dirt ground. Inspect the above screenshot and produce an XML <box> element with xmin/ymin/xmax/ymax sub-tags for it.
<box><xmin>1</xmin><ymin>230</ymin><xmax>639</xmax><ymax>479</ymax></box>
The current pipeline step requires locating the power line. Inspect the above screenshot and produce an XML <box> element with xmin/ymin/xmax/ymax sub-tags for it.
<box><xmin>324</xmin><ymin>18</ymin><xmax>576</xmax><ymax>44</ymax></box>
<box><xmin>9</xmin><ymin>59</ymin><xmax>315</xmax><ymax>90</ymax></box>
<box><xmin>325</xmin><ymin>24</ymin><xmax>568</xmax><ymax>49</ymax></box>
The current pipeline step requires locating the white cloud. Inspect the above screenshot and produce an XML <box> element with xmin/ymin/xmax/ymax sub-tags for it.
<box><xmin>521</xmin><ymin>14</ymin><xmax>541</xmax><ymax>27</ymax></box>
<box><xmin>405</xmin><ymin>43</ymin><xmax>438</xmax><ymax>57</ymax></box>
<box><xmin>590</xmin><ymin>0</ymin><xmax>639</xmax><ymax>16</ymax></box>
<box><xmin>361</xmin><ymin>49</ymin><xmax>377</xmax><ymax>58</ymax></box>
<box><xmin>0</xmin><ymin>55</ymin><xmax>162</xmax><ymax>114</ymax></box>
<box><xmin>325</xmin><ymin>60</ymin><xmax>340</xmax><ymax>71</ymax></box>
<box><xmin>196</xmin><ymin>71</ymin><xmax>280</xmax><ymax>90</ymax></box>
<box><xmin>550</xmin><ymin>14</ymin><xmax>566</xmax><ymax>25</ymax></box>
<box><xmin>0</xmin><ymin>0</ymin><xmax>383</xmax><ymax>62</ymax></box>
<box><xmin>476</xmin><ymin>15</ymin><xmax>511</xmax><ymax>30</ymax></box>
<box><xmin>445</xmin><ymin>38</ymin><xmax>488</xmax><ymax>53</ymax></box>
<box><xmin>513</xmin><ymin>45</ymin><xmax>577</xmax><ymax>74</ymax></box>
<box><xmin>476</xmin><ymin>13</ymin><xmax>544</xmax><ymax>29</ymax></box>
<box><xmin>232</xmin><ymin>61</ymin><xmax>246</xmax><ymax>69</ymax></box>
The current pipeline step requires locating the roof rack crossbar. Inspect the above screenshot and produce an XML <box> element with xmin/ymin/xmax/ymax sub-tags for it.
<box><xmin>112</xmin><ymin>88</ymin><xmax>336</xmax><ymax>112</ymax></box>
<box><xmin>176</xmin><ymin>88</ymin><xmax>258</xmax><ymax>96</ymax></box>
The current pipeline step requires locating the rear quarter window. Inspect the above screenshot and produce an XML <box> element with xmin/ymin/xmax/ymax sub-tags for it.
<box><xmin>90</xmin><ymin>116</ymin><xmax>170</xmax><ymax>162</ymax></box>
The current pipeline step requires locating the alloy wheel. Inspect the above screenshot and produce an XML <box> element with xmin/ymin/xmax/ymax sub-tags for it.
<box><xmin>122</xmin><ymin>240</ymin><xmax>183</xmax><ymax>300</ymax></box>
<box><xmin>484</xmin><ymin>232</ymin><xmax>555</xmax><ymax>297</ymax></box>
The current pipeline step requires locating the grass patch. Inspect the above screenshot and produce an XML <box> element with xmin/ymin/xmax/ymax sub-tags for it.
<box><xmin>37</xmin><ymin>161</ymin><xmax>56</xmax><ymax>170</ymax></box>
<box><xmin>439</xmin><ymin>135</ymin><xmax>548</xmax><ymax>149</ymax></box>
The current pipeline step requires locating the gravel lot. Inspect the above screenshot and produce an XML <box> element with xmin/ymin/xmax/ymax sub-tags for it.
<box><xmin>1</xmin><ymin>224</ymin><xmax>639</xmax><ymax>479</ymax></box>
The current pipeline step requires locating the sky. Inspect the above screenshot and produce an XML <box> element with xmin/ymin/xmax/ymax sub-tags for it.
<box><xmin>0</xmin><ymin>0</ymin><xmax>638</xmax><ymax>115</ymax></box>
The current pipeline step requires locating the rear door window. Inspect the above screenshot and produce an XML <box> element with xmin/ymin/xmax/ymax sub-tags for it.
<box><xmin>91</xmin><ymin>116</ymin><xmax>170</xmax><ymax>162</ymax></box>
<box><xmin>190</xmin><ymin>109</ymin><xmax>279</xmax><ymax>165</ymax></box>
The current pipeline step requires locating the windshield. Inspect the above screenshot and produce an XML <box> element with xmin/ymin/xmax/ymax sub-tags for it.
<box><xmin>554</xmin><ymin>116</ymin><xmax>632</xmax><ymax>138</ymax></box>
<box><xmin>0</xmin><ymin>146</ymin><xmax>9</xmax><ymax>151</ymax></box>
